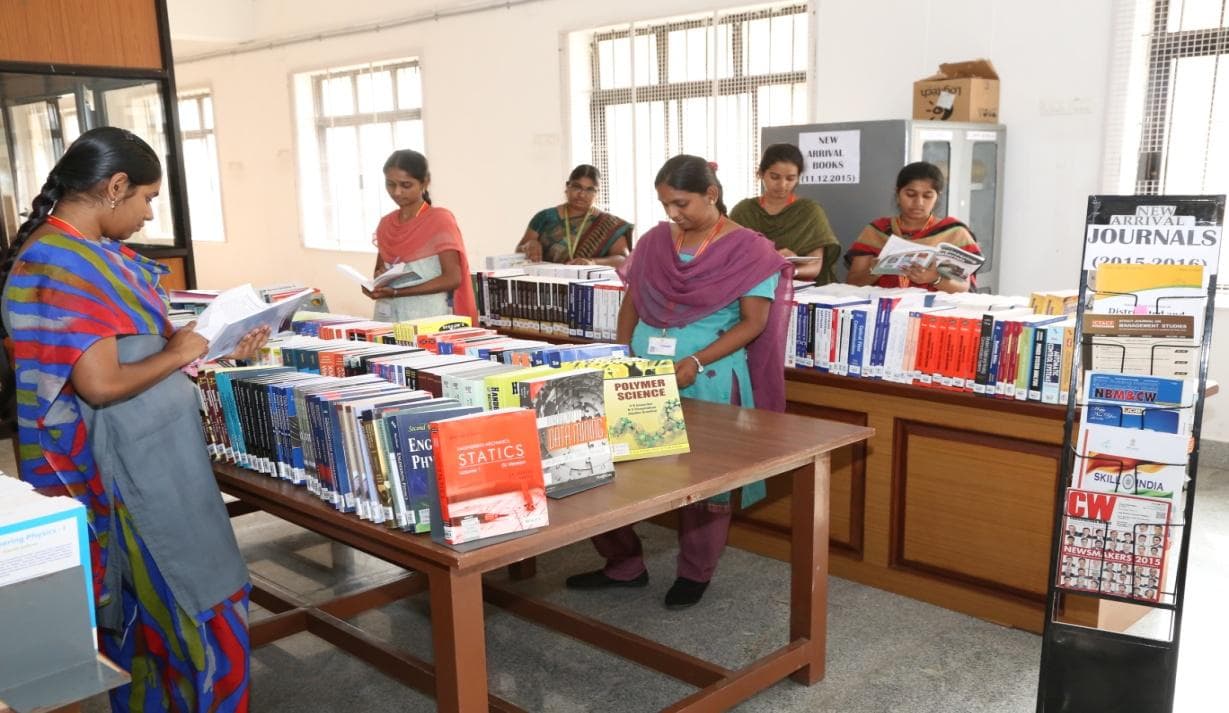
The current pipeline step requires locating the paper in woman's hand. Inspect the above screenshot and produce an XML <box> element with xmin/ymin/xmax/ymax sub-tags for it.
<box><xmin>337</xmin><ymin>263</ymin><xmax>424</xmax><ymax>291</ymax></box>
<box><xmin>194</xmin><ymin>284</ymin><xmax>315</xmax><ymax>361</ymax></box>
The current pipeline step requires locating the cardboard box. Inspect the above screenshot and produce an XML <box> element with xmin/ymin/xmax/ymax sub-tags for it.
<box><xmin>912</xmin><ymin>59</ymin><xmax>999</xmax><ymax>123</ymax></box>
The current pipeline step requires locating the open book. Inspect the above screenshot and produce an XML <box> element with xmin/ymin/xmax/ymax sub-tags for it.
<box><xmin>337</xmin><ymin>263</ymin><xmax>424</xmax><ymax>292</ymax></box>
<box><xmin>193</xmin><ymin>284</ymin><xmax>315</xmax><ymax>361</ymax></box>
<box><xmin>870</xmin><ymin>235</ymin><xmax>984</xmax><ymax>280</ymax></box>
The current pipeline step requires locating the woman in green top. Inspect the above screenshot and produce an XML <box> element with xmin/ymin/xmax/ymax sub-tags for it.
<box><xmin>730</xmin><ymin>143</ymin><xmax>841</xmax><ymax>284</ymax></box>
<box><xmin>515</xmin><ymin>164</ymin><xmax>634</xmax><ymax>267</ymax></box>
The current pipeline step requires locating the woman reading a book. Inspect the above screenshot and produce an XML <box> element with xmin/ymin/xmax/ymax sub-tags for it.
<box><xmin>366</xmin><ymin>150</ymin><xmax>478</xmax><ymax>321</ymax></box>
<box><xmin>845</xmin><ymin>161</ymin><xmax>979</xmax><ymax>293</ymax></box>
<box><xmin>565</xmin><ymin>155</ymin><xmax>793</xmax><ymax>609</ymax></box>
<box><xmin>0</xmin><ymin>127</ymin><xmax>268</xmax><ymax>712</ymax></box>
<box><xmin>729</xmin><ymin>143</ymin><xmax>841</xmax><ymax>284</ymax></box>
<box><xmin>514</xmin><ymin>164</ymin><xmax>634</xmax><ymax>266</ymax></box>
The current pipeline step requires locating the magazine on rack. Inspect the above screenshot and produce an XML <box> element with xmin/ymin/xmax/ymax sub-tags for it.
<box><xmin>870</xmin><ymin>235</ymin><xmax>985</xmax><ymax>280</ymax></box>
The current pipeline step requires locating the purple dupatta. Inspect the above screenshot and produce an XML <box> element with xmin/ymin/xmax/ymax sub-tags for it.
<box><xmin>619</xmin><ymin>221</ymin><xmax>794</xmax><ymax>412</ymax></box>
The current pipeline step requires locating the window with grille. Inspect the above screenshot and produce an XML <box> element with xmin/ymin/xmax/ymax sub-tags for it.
<box><xmin>1115</xmin><ymin>0</ymin><xmax>1229</xmax><ymax>281</ymax></box>
<box><xmin>178</xmin><ymin>90</ymin><xmax>225</xmax><ymax>242</ymax></box>
<box><xmin>571</xmin><ymin>3</ymin><xmax>810</xmax><ymax>233</ymax></box>
<box><xmin>292</xmin><ymin>58</ymin><xmax>425</xmax><ymax>251</ymax></box>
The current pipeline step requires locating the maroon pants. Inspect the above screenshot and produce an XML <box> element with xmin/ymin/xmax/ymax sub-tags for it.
<box><xmin>591</xmin><ymin>503</ymin><xmax>733</xmax><ymax>582</ymax></box>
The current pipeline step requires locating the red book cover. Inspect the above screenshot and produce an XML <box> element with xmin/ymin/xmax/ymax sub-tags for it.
<box><xmin>959</xmin><ymin>317</ymin><xmax>978</xmax><ymax>390</ymax></box>
<box><xmin>429</xmin><ymin>409</ymin><xmax>548</xmax><ymax>545</ymax></box>
<box><xmin>999</xmin><ymin>321</ymin><xmax>1020</xmax><ymax>398</ymax></box>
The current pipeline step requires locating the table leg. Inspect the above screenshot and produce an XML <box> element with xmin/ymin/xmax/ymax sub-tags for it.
<box><xmin>789</xmin><ymin>454</ymin><xmax>830</xmax><ymax>685</ymax></box>
<box><xmin>430</xmin><ymin>568</ymin><xmax>489</xmax><ymax>712</ymax></box>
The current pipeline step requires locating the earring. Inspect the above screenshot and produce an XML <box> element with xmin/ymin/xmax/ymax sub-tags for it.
<box><xmin>109</xmin><ymin>198</ymin><xmax>118</xmax><ymax>209</ymax></box>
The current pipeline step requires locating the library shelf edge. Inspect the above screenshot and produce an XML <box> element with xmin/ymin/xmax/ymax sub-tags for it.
<box><xmin>216</xmin><ymin>399</ymin><xmax>872</xmax><ymax>712</ymax></box>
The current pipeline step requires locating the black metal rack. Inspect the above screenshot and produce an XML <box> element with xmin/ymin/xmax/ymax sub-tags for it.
<box><xmin>1036</xmin><ymin>194</ymin><xmax>1225</xmax><ymax>713</ymax></box>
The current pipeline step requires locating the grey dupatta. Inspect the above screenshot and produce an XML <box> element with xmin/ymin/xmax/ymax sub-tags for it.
<box><xmin>82</xmin><ymin>335</ymin><xmax>248</xmax><ymax>628</ymax></box>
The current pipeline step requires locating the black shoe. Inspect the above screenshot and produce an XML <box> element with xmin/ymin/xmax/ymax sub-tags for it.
<box><xmin>664</xmin><ymin>577</ymin><xmax>709</xmax><ymax>610</ymax></box>
<box><xmin>565</xmin><ymin>569</ymin><xmax>649</xmax><ymax>590</ymax></box>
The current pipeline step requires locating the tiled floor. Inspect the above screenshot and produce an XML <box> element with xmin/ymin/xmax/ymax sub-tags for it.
<box><xmin>3</xmin><ymin>443</ymin><xmax>1226</xmax><ymax>712</ymax></box>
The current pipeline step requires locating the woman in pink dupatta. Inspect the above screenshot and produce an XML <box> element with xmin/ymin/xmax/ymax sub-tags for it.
<box><xmin>565</xmin><ymin>155</ymin><xmax>794</xmax><ymax>610</ymax></box>
<box><xmin>366</xmin><ymin>150</ymin><xmax>478</xmax><ymax>322</ymax></box>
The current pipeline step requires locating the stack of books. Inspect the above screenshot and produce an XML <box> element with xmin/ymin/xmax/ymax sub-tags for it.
<box><xmin>195</xmin><ymin>311</ymin><xmax>690</xmax><ymax>548</ymax></box>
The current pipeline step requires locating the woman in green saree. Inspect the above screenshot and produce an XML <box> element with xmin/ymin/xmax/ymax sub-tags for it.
<box><xmin>515</xmin><ymin>164</ymin><xmax>633</xmax><ymax>267</ymax></box>
<box><xmin>730</xmin><ymin>143</ymin><xmax>841</xmax><ymax>284</ymax></box>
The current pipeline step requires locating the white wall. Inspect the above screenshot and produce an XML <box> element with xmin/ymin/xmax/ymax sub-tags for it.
<box><xmin>170</xmin><ymin>0</ymin><xmax>1227</xmax><ymax>439</ymax></box>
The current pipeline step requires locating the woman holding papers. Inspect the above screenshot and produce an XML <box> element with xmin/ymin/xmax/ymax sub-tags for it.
<box><xmin>514</xmin><ymin>164</ymin><xmax>634</xmax><ymax>266</ymax></box>
<box><xmin>564</xmin><ymin>155</ymin><xmax>793</xmax><ymax>610</ymax></box>
<box><xmin>845</xmin><ymin>161</ymin><xmax>979</xmax><ymax>293</ymax></box>
<box><xmin>367</xmin><ymin>150</ymin><xmax>478</xmax><ymax>321</ymax></box>
<box><xmin>730</xmin><ymin>143</ymin><xmax>841</xmax><ymax>284</ymax></box>
<box><xmin>0</xmin><ymin>127</ymin><xmax>265</xmax><ymax>713</ymax></box>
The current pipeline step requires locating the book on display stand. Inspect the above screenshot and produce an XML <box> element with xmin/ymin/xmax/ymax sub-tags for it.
<box><xmin>1035</xmin><ymin>194</ymin><xmax>1225</xmax><ymax>713</ymax></box>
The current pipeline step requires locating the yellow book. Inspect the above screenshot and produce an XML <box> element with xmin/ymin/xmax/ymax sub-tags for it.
<box><xmin>397</xmin><ymin>314</ymin><xmax>473</xmax><ymax>336</ymax></box>
<box><xmin>598</xmin><ymin>358</ymin><xmax>690</xmax><ymax>462</ymax></box>
<box><xmin>483</xmin><ymin>366</ymin><xmax>559</xmax><ymax>411</ymax></box>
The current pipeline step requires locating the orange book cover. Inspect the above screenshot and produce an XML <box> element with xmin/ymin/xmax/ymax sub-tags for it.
<box><xmin>915</xmin><ymin>314</ymin><xmax>936</xmax><ymax>384</ymax></box>
<box><xmin>936</xmin><ymin>315</ymin><xmax>958</xmax><ymax>388</ymax></box>
<box><xmin>417</xmin><ymin>328</ymin><xmax>485</xmax><ymax>353</ymax></box>
<box><xmin>429</xmin><ymin>409</ymin><xmax>548</xmax><ymax>546</ymax></box>
<box><xmin>957</xmin><ymin>317</ymin><xmax>977</xmax><ymax>390</ymax></box>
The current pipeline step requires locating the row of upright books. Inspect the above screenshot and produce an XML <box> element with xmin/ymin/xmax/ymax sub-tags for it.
<box><xmin>1056</xmin><ymin>261</ymin><xmax>1211</xmax><ymax>605</ymax></box>
<box><xmin>196</xmin><ymin>312</ymin><xmax>689</xmax><ymax>549</ymax></box>
<box><xmin>787</xmin><ymin>284</ymin><xmax>1079</xmax><ymax>403</ymax></box>
<box><xmin>470</xmin><ymin>263</ymin><xmax>625</xmax><ymax>339</ymax></box>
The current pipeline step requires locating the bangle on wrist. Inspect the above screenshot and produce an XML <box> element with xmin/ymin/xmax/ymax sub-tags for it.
<box><xmin>930</xmin><ymin>274</ymin><xmax>943</xmax><ymax>287</ymax></box>
<box><xmin>688</xmin><ymin>354</ymin><xmax>704</xmax><ymax>372</ymax></box>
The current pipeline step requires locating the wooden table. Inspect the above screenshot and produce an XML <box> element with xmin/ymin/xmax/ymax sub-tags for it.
<box><xmin>216</xmin><ymin>399</ymin><xmax>872</xmax><ymax>712</ymax></box>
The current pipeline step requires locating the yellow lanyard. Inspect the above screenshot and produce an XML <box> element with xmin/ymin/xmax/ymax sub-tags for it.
<box><xmin>561</xmin><ymin>207</ymin><xmax>593</xmax><ymax>259</ymax></box>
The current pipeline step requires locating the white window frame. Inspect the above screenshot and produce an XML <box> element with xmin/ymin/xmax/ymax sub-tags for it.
<box><xmin>292</xmin><ymin>57</ymin><xmax>425</xmax><ymax>252</ymax></box>
<box><xmin>177</xmin><ymin>88</ymin><xmax>226</xmax><ymax>243</ymax></box>
<box><xmin>570</xmin><ymin>3</ymin><xmax>810</xmax><ymax>232</ymax></box>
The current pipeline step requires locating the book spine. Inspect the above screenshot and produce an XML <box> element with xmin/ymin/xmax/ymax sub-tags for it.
<box><xmin>848</xmin><ymin>310</ymin><xmax>866</xmax><ymax>377</ymax></box>
<box><xmin>973</xmin><ymin>315</ymin><xmax>995</xmax><ymax>394</ymax></box>
<box><xmin>1027</xmin><ymin>325</ymin><xmax>1047</xmax><ymax>401</ymax></box>
<box><xmin>1059</xmin><ymin>323</ymin><xmax>1076</xmax><ymax>405</ymax></box>
<box><xmin>1041</xmin><ymin>324</ymin><xmax>1064</xmax><ymax>404</ymax></box>
<box><xmin>784</xmin><ymin>302</ymin><xmax>798</xmax><ymax>368</ymax></box>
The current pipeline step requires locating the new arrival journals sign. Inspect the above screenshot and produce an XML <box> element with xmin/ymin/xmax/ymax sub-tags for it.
<box><xmin>1083</xmin><ymin>195</ymin><xmax>1225</xmax><ymax>279</ymax></box>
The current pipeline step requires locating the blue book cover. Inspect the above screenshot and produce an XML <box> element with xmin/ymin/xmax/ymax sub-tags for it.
<box><xmin>848</xmin><ymin>309</ymin><xmax>867</xmax><ymax>377</ymax></box>
<box><xmin>395</xmin><ymin>405</ymin><xmax>482</xmax><ymax>533</ymax></box>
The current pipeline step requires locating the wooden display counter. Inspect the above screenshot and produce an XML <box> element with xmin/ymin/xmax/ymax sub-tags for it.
<box><xmin>493</xmin><ymin>327</ymin><xmax>1211</xmax><ymax>633</ymax></box>
<box><xmin>727</xmin><ymin>369</ymin><xmax>1213</xmax><ymax>634</ymax></box>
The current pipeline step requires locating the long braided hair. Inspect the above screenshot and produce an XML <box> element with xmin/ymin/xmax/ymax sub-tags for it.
<box><xmin>0</xmin><ymin>126</ymin><xmax>162</xmax><ymax>298</ymax></box>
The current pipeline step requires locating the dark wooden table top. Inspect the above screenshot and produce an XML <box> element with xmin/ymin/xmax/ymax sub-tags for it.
<box><xmin>215</xmin><ymin>399</ymin><xmax>873</xmax><ymax>574</ymax></box>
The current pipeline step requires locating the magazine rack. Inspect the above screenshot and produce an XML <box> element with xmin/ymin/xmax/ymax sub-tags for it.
<box><xmin>1036</xmin><ymin>195</ymin><xmax>1225</xmax><ymax>712</ymax></box>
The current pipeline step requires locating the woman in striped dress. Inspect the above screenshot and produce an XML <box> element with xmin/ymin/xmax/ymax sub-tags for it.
<box><xmin>845</xmin><ymin>161</ymin><xmax>980</xmax><ymax>293</ymax></box>
<box><xmin>0</xmin><ymin>127</ymin><xmax>265</xmax><ymax>712</ymax></box>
